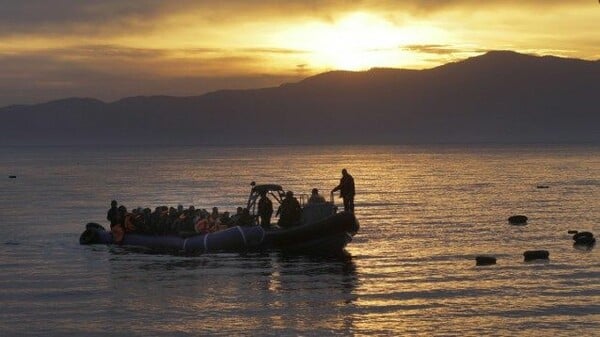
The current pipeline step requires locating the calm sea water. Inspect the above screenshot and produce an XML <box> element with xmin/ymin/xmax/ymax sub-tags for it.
<box><xmin>0</xmin><ymin>145</ymin><xmax>598</xmax><ymax>336</ymax></box>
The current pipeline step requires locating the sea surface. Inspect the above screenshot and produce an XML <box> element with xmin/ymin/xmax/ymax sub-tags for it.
<box><xmin>0</xmin><ymin>145</ymin><xmax>598</xmax><ymax>336</ymax></box>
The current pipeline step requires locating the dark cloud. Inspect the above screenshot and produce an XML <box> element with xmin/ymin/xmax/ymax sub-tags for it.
<box><xmin>0</xmin><ymin>1</ymin><xmax>160</xmax><ymax>37</ymax></box>
<box><xmin>403</xmin><ymin>44</ymin><xmax>488</xmax><ymax>55</ymax></box>
<box><xmin>403</xmin><ymin>44</ymin><xmax>463</xmax><ymax>55</ymax></box>
<box><xmin>0</xmin><ymin>44</ymin><xmax>308</xmax><ymax>70</ymax></box>
<box><xmin>0</xmin><ymin>0</ymin><xmax>586</xmax><ymax>37</ymax></box>
<box><xmin>0</xmin><ymin>1</ymin><xmax>594</xmax><ymax>106</ymax></box>
<box><xmin>72</xmin><ymin>45</ymin><xmax>167</xmax><ymax>58</ymax></box>
<box><xmin>238</xmin><ymin>48</ymin><xmax>310</xmax><ymax>55</ymax></box>
<box><xmin>0</xmin><ymin>44</ymin><xmax>306</xmax><ymax>106</ymax></box>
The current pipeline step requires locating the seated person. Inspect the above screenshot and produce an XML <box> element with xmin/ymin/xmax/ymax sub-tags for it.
<box><xmin>227</xmin><ymin>207</ymin><xmax>254</xmax><ymax>227</ymax></box>
<box><xmin>307</xmin><ymin>188</ymin><xmax>326</xmax><ymax>204</ymax></box>
<box><xmin>276</xmin><ymin>191</ymin><xmax>302</xmax><ymax>228</ymax></box>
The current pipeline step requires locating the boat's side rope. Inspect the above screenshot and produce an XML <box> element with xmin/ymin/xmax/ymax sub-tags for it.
<box><xmin>204</xmin><ymin>233</ymin><xmax>209</xmax><ymax>253</ymax></box>
<box><xmin>236</xmin><ymin>226</ymin><xmax>248</xmax><ymax>246</ymax></box>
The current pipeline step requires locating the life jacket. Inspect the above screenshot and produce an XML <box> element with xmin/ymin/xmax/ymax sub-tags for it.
<box><xmin>123</xmin><ymin>214</ymin><xmax>137</xmax><ymax>233</ymax></box>
<box><xmin>194</xmin><ymin>219</ymin><xmax>209</xmax><ymax>234</ymax></box>
<box><xmin>111</xmin><ymin>224</ymin><xmax>125</xmax><ymax>244</ymax></box>
<box><xmin>207</xmin><ymin>215</ymin><xmax>221</xmax><ymax>232</ymax></box>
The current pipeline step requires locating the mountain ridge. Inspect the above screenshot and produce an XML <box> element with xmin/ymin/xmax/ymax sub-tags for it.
<box><xmin>1</xmin><ymin>51</ymin><xmax>599</xmax><ymax>145</ymax></box>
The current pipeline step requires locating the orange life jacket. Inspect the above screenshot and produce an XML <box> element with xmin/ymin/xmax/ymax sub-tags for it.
<box><xmin>124</xmin><ymin>214</ymin><xmax>137</xmax><ymax>233</ymax></box>
<box><xmin>111</xmin><ymin>224</ymin><xmax>125</xmax><ymax>244</ymax></box>
<box><xmin>195</xmin><ymin>219</ymin><xmax>209</xmax><ymax>234</ymax></box>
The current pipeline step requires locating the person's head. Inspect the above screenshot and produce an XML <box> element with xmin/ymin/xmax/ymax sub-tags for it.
<box><xmin>111</xmin><ymin>200</ymin><xmax>117</xmax><ymax>207</ymax></box>
<box><xmin>236</xmin><ymin>206</ymin><xmax>243</xmax><ymax>214</ymax></box>
<box><xmin>342</xmin><ymin>168</ymin><xmax>348</xmax><ymax>176</ymax></box>
<box><xmin>212</xmin><ymin>207</ymin><xmax>219</xmax><ymax>214</ymax></box>
<box><xmin>286</xmin><ymin>191</ymin><xmax>294</xmax><ymax>198</ymax></box>
<box><xmin>311</xmin><ymin>188</ymin><xmax>319</xmax><ymax>195</ymax></box>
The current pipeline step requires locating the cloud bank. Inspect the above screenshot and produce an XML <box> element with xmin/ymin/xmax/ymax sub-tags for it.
<box><xmin>0</xmin><ymin>0</ymin><xmax>597</xmax><ymax>106</ymax></box>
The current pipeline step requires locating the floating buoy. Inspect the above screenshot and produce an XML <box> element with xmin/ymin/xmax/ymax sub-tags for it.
<box><xmin>523</xmin><ymin>250</ymin><xmax>549</xmax><ymax>261</ymax></box>
<box><xmin>573</xmin><ymin>231</ymin><xmax>595</xmax><ymax>246</ymax></box>
<box><xmin>573</xmin><ymin>231</ymin><xmax>594</xmax><ymax>241</ymax></box>
<box><xmin>574</xmin><ymin>237</ymin><xmax>596</xmax><ymax>246</ymax></box>
<box><xmin>476</xmin><ymin>255</ymin><xmax>497</xmax><ymax>266</ymax></box>
<box><xmin>508</xmin><ymin>215</ymin><xmax>528</xmax><ymax>225</ymax></box>
<box><xmin>536</xmin><ymin>185</ymin><xmax>549</xmax><ymax>189</ymax></box>
<box><xmin>567</xmin><ymin>230</ymin><xmax>578</xmax><ymax>234</ymax></box>
<box><xmin>8</xmin><ymin>175</ymin><xmax>16</xmax><ymax>179</ymax></box>
<box><xmin>574</xmin><ymin>241</ymin><xmax>595</xmax><ymax>251</ymax></box>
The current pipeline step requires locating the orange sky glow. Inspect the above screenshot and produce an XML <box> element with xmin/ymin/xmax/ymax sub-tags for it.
<box><xmin>0</xmin><ymin>1</ymin><xmax>598</xmax><ymax>106</ymax></box>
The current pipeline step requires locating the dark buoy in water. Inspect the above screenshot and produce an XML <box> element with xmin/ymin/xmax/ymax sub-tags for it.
<box><xmin>523</xmin><ymin>250</ymin><xmax>549</xmax><ymax>261</ymax></box>
<box><xmin>567</xmin><ymin>230</ymin><xmax>578</xmax><ymax>235</ymax></box>
<box><xmin>8</xmin><ymin>175</ymin><xmax>16</xmax><ymax>179</ymax></box>
<box><xmin>475</xmin><ymin>256</ymin><xmax>497</xmax><ymax>266</ymax></box>
<box><xmin>536</xmin><ymin>185</ymin><xmax>549</xmax><ymax>189</ymax></box>
<box><xmin>508</xmin><ymin>215</ymin><xmax>528</xmax><ymax>225</ymax></box>
<box><xmin>573</xmin><ymin>231</ymin><xmax>595</xmax><ymax>246</ymax></box>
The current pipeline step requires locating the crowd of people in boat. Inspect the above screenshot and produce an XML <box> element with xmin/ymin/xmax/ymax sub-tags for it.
<box><xmin>106</xmin><ymin>169</ymin><xmax>355</xmax><ymax>240</ymax></box>
<box><xmin>107</xmin><ymin>202</ymin><xmax>256</xmax><ymax>238</ymax></box>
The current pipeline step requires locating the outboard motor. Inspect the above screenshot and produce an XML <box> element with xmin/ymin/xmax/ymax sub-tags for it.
<box><xmin>79</xmin><ymin>223</ymin><xmax>105</xmax><ymax>245</ymax></box>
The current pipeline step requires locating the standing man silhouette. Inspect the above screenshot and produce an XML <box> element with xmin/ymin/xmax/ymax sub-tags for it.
<box><xmin>257</xmin><ymin>191</ymin><xmax>273</xmax><ymax>228</ymax></box>
<box><xmin>332</xmin><ymin>168</ymin><xmax>355</xmax><ymax>213</ymax></box>
<box><xmin>107</xmin><ymin>200</ymin><xmax>120</xmax><ymax>226</ymax></box>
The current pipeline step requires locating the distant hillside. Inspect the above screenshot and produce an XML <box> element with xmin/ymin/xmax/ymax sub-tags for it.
<box><xmin>1</xmin><ymin>51</ymin><xmax>599</xmax><ymax>145</ymax></box>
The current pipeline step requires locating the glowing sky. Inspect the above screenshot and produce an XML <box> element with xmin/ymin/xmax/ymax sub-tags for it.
<box><xmin>0</xmin><ymin>0</ymin><xmax>599</xmax><ymax>106</ymax></box>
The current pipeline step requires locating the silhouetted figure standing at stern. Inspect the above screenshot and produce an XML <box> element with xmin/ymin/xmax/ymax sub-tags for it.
<box><xmin>107</xmin><ymin>200</ymin><xmax>120</xmax><ymax>226</ymax></box>
<box><xmin>332</xmin><ymin>169</ymin><xmax>355</xmax><ymax>213</ymax></box>
<box><xmin>257</xmin><ymin>191</ymin><xmax>273</xmax><ymax>228</ymax></box>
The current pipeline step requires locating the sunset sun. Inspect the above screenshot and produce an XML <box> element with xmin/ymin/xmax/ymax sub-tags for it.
<box><xmin>274</xmin><ymin>12</ymin><xmax>445</xmax><ymax>70</ymax></box>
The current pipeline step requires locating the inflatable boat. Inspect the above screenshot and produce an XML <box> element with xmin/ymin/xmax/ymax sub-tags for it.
<box><xmin>80</xmin><ymin>183</ymin><xmax>359</xmax><ymax>255</ymax></box>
